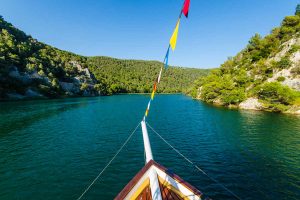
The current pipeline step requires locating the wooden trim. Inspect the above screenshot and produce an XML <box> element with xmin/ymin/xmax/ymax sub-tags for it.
<box><xmin>130</xmin><ymin>178</ymin><xmax>150</xmax><ymax>200</ymax></box>
<box><xmin>115</xmin><ymin>160</ymin><xmax>202</xmax><ymax>199</ymax></box>
<box><xmin>152</xmin><ymin>161</ymin><xmax>202</xmax><ymax>197</ymax></box>
<box><xmin>115</xmin><ymin>160</ymin><xmax>155</xmax><ymax>200</ymax></box>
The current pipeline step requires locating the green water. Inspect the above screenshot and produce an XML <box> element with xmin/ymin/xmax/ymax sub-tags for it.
<box><xmin>0</xmin><ymin>95</ymin><xmax>299</xmax><ymax>200</ymax></box>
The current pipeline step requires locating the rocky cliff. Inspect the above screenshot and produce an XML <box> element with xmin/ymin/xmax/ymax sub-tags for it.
<box><xmin>191</xmin><ymin>10</ymin><xmax>300</xmax><ymax>114</ymax></box>
<box><xmin>0</xmin><ymin>16</ymin><xmax>99</xmax><ymax>100</ymax></box>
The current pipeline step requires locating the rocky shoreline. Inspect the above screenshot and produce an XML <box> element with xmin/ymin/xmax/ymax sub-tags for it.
<box><xmin>0</xmin><ymin>61</ymin><xmax>100</xmax><ymax>101</ymax></box>
<box><xmin>195</xmin><ymin>96</ymin><xmax>300</xmax><ymax>115</ymax></box>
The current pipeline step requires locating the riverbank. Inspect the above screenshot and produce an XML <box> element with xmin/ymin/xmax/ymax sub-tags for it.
<box><xmin>3</xmin><ymin>91</ymin><xmax>300</xmax><ymax>115</ymax></box>
<box><xmin>0</xmin><ymin>92</ymin><xmax>183</xmax><ymax>102</ymax></box>
<box><xmin>194</xmin><ymin>96</ymin><xmax>300</xmax><ymax>115</ymax></box>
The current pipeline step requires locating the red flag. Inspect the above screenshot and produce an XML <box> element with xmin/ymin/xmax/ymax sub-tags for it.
<box><xmin>153</xmin><ymin>82</ymin><xmax>157</xmax><ymax>92</ymax></box>
<box><xmin>182</xmin><ymin>0</ymin><xmax>190</xmax><ymax>18</ymax></box>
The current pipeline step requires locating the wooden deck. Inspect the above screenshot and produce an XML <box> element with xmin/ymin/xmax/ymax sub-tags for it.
<box><xmin>159</xmin><ymin>180</ymin><xmax>186</xmax><ymax>200</ymax></box>
<box><xmin>134</xmin><ymin>185</ymin><xmax>152</xmax><ymax>200</ymax></box>
<box><xmin>131</xmin><ymin>180</ymin><xmax>186</xmax><ymax>200</ymax></box>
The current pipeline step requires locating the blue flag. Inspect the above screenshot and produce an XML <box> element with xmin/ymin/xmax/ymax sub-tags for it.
<box><xmin>164</xmin><ymin>46</ymin><xmax>170</xmax><ymax>68</ymax></box>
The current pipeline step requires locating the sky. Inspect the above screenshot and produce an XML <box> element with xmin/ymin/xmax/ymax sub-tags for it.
<box><xmin>0</xmin><ymin>0</ymin><xmax>299</xmax><ymax>68</ymax></box>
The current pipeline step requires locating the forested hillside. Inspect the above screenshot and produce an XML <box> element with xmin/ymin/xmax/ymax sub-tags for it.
<box><xmin>190</xmin><ymin>8</ymin><xmax>300</xmax><ymax>114</ymax></box>
<box><xmin>0</xmin><ymin>16</ymin><xmax>96</xmax><ymax>99</ymax></box>
<box><xmin>87</xmin><ymin>57</ymin><xmax>208</xmax><ymax>95</ymax></box>
<box><xmin>0</xmin><ymin>16</ymin><xmax>208</xmax><ymax>100</ymax></box>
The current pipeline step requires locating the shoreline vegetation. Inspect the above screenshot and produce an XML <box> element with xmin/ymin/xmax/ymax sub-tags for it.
<box><xmin>192</xmin><ymin>96</ymin><xmax>300</xmax><ymax>115</ymax></box>
<box><xmin>0</xmin><ymin>16</ymin><xmax>209</xmax><ymax>101</ymax></box>
<box><xmin>2</xmin><ymin>7</ymin><xmax>300</xmax><ymax>115</ymax></box>
<box><xmin>189</xmin><ymin>7</ymin><xmax>300</xmax><ymax>115</ymax></box>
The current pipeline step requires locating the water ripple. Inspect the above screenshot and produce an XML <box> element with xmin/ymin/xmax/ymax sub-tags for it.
<box><xmin>0</xmin><ymin>95</ymin><xmax>299</xmax><ymax>200</ymax></box>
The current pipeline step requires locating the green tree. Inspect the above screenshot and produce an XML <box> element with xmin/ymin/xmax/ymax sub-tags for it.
<box><xmin>296</xmin><ymin>4</ymin><xmax>300</xmax><ymax>15</ymax></box>
<box><xmin>255</xmin><ymin>82</ymin><xmax>297</xmax><ymax>105</ymax></box>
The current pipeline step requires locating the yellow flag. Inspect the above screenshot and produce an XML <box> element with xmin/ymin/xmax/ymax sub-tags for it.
<box><xmin>170</xmin><ymin>19</ymin><xmax>180</xmax><ymax>51</ymax></box>
<box><xmin>151</xmin><ymin>90</ymin><xmax>155</xmax><ymax>100</ymax></box>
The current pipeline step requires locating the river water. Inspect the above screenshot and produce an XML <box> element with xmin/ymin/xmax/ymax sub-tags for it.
<box><xmin>0</xmin><ymin>95</ymin><xmax>299</xmax><ymax>200</ymax></box>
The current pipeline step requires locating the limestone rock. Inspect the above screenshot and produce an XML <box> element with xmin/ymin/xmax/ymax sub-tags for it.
<box><xmin>239</xmin><ymin>98</ymin><xmax>263</xmax><ymax>110</ymax></box>
<box><xmin>59</xmin><ymin>81</ymin><xmax>80</xmax><ymax>94</ymax></box>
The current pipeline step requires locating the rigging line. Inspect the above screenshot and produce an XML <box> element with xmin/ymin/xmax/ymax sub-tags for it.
<box><xmin>146</xmin><ymin>122</ymin><xmax>242</xmax><ymax>200</ymax></box>
<box><xmin>76</xmin><ymin>122</ymin><xmax>141</xmax><ymax>200</ymax></box>
<box><xmin>144</xmin><ymin>0</ymin><xmax>186</xmax><ymax>120</ymax></box>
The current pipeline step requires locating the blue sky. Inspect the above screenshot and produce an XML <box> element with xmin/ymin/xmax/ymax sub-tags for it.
<box><xmin>0</xmin><ymin>0</ymin><xmax>299</xmax><ymax>68</ymax></box>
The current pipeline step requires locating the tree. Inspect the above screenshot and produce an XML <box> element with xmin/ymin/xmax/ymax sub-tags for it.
<box><xmin>295</xmin><ymin>4</ymin><xmax>300</xmax><ymax>15</ymax></box>
<box><xmin>255</xmin><ymin>82</ymin><xmax>297</xmax><ymax>105</ymax></box>
<box><xmin>282</xmin><ymin>15</ymin><xmax>300</xmax><ymax>27</ymax></box>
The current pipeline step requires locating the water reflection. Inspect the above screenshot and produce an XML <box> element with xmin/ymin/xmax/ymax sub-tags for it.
<box><xmin>0</xmin><ymin>98</ymin><xmax>101</xmax><ymax>136</ymax></box>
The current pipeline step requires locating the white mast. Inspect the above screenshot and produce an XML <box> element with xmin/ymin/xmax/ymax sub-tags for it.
<box><xmin>141</xmin><ymin>120</ymin><xmax>153</xmax><ymax>163</ymax></box>
<box><xmin>140</xmin><ymin>120</ymin><xmax>162</xmax><ymax>200</ymax></box>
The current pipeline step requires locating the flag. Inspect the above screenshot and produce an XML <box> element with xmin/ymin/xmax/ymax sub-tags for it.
<box><xmin>170</xmin><ymin>19</ymin><xmax>180</xmax><ymax>51</ymax></box>
<box><xmin>153</xmin><ymin>82</ymin><xmax>157</xmax><ymax>92</ymax></box>
<box><xmin>145</xmin><ymin>101</ymin><xmax>151</xmax><ymax>117</ymax></box>
<box><xmin>157</xmin><ymin>67</ymin><xmax>163</xmax><ymax>83</ymax></box>
<box><xmin>182</xmin><ymin>0</ymin><xmax>190</xmax><ymax>18</ymax></box>
<box><xmin>143</xmin><ymin>0</ymin><xmax>191</xmax><ymax>119</ymax></box>
<box><xmin>164</xmin><ymin>46</ymin><xmax>170</xmax><ymax>68</ymax></box>
<box><xmin>151</xmin><ymin>90</ymin><xmax>155</xmax><ymax>100</ymax></box>
<box><xmin>145</xmin><ymin>109</ymin><xmax>149</xmax><ymax>117</ymax></box>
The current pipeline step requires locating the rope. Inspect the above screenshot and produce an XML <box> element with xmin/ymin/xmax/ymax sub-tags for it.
<box><xmin>76</xmin><ymin>122</ymin><xmax>141</xmax><ymax>200</ymax></box>
<box><xmin>146</xmin><ymin>122</ymin><xmax>242</xmax><ymax>200</ymax></box>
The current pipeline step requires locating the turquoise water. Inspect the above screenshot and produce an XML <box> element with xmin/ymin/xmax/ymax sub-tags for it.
<box><xmin>0</xmin><ymin>94</ymin><xmax>299</xmax><ymax>200</ymax></box>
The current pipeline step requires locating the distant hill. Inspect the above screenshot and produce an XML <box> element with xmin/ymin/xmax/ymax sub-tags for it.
<box><xmin>190</xmin><ymin>7</ymin><xmax>300</xmax><ymax>114</ymax></box>
<box><xmin>87</xmin><ymin>56</ymin><xmax>209</xmax><ymax>95</ymax></box>
<box><xmin>0</xmin><ymin>16</ymin><xmax>209</xmax><ymax>100</ymax></box>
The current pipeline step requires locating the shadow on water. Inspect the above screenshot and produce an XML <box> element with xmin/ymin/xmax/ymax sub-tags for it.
<box><xmin>0</xmin><ymin>97</ymin><xmax>101</xmax><ymax>136</ymax></box>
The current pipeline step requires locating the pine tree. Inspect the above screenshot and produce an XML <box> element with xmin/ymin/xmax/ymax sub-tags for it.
<box><xmin>295</xmin><ymin>4</ymin><xmax>300</xmax><ymax>15</ymax></box>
